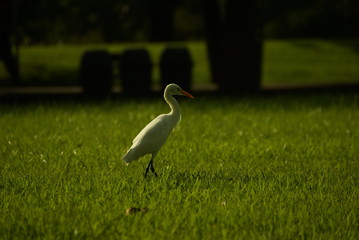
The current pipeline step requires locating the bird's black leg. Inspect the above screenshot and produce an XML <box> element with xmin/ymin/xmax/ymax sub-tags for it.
<box><xmin>150</xmin><ymin>162</ymin><xmax>158</xmax><ymax>177</ymax></box>
<box><xmin>144</xmin><ymin>154</ymin><xmax>158</xmax><ymax>178</ymax></box>
<box><xmin>144</xmin><ymin>157</ymin><xmax>158</xmax><ymax>178</ymax></box>
<box><xmin>144</xmin><ymin>160</ymin><xmax>151</xmax><ymax>178</ymax></box>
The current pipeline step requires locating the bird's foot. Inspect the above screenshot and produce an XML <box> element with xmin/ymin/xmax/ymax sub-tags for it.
<box><xmin>143</xmin><ymin>170</ymin><xmax>158</xmax><ymax>178</ymax></box>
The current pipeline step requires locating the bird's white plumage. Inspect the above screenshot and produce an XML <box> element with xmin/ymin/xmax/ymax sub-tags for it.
<box><xmin>122</xmin><ymin>84</ymin><xmax>194</xmax><ymax>167</ymax></box>
<box><xmin>123</xmin><ymin>114</ymin><xmax>177</xmax><ymax>163</ymax></box>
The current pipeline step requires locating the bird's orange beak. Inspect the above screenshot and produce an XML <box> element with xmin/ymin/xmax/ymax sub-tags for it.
<box><xmin>180</xmin><ymin>89</ymin><xmax>194</xmax><ymax>99</ymax></box>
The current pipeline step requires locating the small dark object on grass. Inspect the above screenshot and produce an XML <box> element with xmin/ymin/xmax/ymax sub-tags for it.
<box><xmin>125</xmin><ymin>207</ymin><xmax>149</xmax><ymax>216</ymax></box>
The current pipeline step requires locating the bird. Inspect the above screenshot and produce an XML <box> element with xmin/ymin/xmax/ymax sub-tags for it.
<box><xmin>122</xmin><ymin>83</ymin><xmax>194</xmax><ymax>177</ymax></box>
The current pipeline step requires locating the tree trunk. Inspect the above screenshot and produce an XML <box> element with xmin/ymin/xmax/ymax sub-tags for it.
<box><xmin>219</xmin><ymin>0</ymin><xmax>263</xmax><ymax>92</ymax></box>
<box><xmin>149</xmin><ymin>1</ymin><xmax>177</xmax><ymax>42</ymax></box>
<box><xmin>201</xmin><ymin>0</ymin><xmax>222</xmax><ymax>83</ymax></box>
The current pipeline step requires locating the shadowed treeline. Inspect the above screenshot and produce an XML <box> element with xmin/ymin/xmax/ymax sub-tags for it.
<box><xmin>6</xmin><ymin>0</ymin><xmax>359</xmax><ymax>43</ymax></box>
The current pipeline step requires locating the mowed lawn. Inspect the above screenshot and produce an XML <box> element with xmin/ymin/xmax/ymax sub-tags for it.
<box><xmin>1</xmin><ymin>39</ymin><xmax>359</xmax><ymax>87</ymax></box>
<box><xmin>0</xmin><ymin>93</ymin><xmax>358</xmax><ymax>239</ymax></box>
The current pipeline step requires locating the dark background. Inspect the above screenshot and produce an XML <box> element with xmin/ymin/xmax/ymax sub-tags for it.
<box><xmin>1</xmin><ymin>0</ymin><xmax>359</xmax><ymax>93</ymax></box>
<box><xmin>6</xmin><ymin>0</ymin><xmax>359</xmax><ymax>44</ymax></box>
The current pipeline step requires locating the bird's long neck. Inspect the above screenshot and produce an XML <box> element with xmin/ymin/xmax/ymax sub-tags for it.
<box><xmin>164</xmin><ymin>92</ymin><xmax>181</xmax><ymax>121</ymax></box>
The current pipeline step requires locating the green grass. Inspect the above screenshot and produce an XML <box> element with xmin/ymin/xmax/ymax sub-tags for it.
<box><xmin>0</xmin><ymin>42</ymin><xmax>210</xmax><ymax>87</ymax></box>
<box><xmin>1</xmin><ymin>93</ymin><xmax>358</xmax><ymax>239</ymax></box>
<box><xmin>262</xmin><ymin>39</ymin><xmax>359</xmax><ymax>86</ymax></box>
<box><xmin>1</xmin><ymin>39</ymin><xmax>359</xmax><ymax>87</ymax></box>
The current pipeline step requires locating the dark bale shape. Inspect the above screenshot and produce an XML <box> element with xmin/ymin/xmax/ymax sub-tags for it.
<box><xmin>80</xmin><ymin>50</ymin><xmax>113</xmax><ymax>98</ymax></box>
<box><xmin>120</xmin><ymin>49</ymin><xmax>152</xmax><ymax>94</ymax></box>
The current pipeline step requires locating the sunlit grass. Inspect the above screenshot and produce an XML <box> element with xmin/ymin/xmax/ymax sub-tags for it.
<box><xmin>0</xmin><ymin>42</ymin><xmax>210</xmax><ymax>86</ymax></box>
<box><xmin>262</xmin><ymin>39</ymin><xmax>359</xmax><ymax>86</ymax></box>
<box><xmin>1</xmin><ymin>93</ymin><xmax>358</xmax><ymax>239</ymax></box>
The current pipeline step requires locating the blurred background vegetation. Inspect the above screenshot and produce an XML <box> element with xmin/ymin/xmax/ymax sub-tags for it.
<box><xmin>13</xmin><ymin>0</ymin><xmax>359</xmax><ymax>43</ymax></box>
<box><xmin>0</xmin><ymin>0</ymin><xmax>359</xmax><ymax>89</ymax></box>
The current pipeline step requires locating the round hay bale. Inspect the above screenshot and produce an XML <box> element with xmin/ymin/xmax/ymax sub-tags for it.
<box><xmin>80</xmin><ymin>50</ymin><xmax>113</xmax><ymax>98</ymax></box>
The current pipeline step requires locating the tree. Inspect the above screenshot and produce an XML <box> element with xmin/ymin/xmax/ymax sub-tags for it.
<box><xmin>202</xmin><ymin>0</ymin><xmax>263</xmax><ymax>92</ymax></box>
<box><xmin>0</xmin><ymin>0</ymin><xmax>19</xmax><ymax>84</ymax></box>
<box><xmin>201</xmin><ymin>0</ymin><xmax>222</xmax><ymax>84</ymax></box>
<box><xmin>148</xmin><ymin>0</ymin><xmax>178</xmax><ymax>42</ymax></box>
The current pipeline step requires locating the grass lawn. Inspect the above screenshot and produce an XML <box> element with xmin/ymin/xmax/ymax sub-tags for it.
<box><xmin>0</xmin><ymin>93</ymin><xmax>358</xmax><ymax>239</ymax></box>
<box><xmin>0</xmin><ymin>39</ymin><xmax>359</xmax><ymax>87</ymax></box>
<box><xmin>262</xmin><ymin>39</ymin><xmax>359</xmax><ymax>87</ymax></box>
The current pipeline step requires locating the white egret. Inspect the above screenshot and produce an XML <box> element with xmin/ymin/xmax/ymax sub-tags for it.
<box><xmin>122</xmin><ymin>83</ymin><xmax>194</xmax><ymax>177</ymax></box>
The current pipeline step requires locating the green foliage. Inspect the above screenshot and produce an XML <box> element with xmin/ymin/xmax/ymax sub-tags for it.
<box><xmin>13</xmin><ymin>0</ymin><xmax>359</xmax><ymax>43</ymax></box>
<box><xmin>263</xmin><ymin>0</ymin><xmax>359</xmax><ymax>38</ymax></box>
<box><xmin>1</xmin><ymin>93</ymin><xmax>358</xmax><ymax>239</ymax></box>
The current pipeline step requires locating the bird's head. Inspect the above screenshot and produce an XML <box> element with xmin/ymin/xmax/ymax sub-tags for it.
<box><xmin>165</xmin><ymin>83</ymin><xmax>194</xmax><ymax>99</ymax></box>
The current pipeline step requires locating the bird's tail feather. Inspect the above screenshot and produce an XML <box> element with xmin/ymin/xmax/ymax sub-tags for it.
<box><xmin>122</xmin><ymin>148</ymin><xmax>137</xmax><ymax>164</ymax></box>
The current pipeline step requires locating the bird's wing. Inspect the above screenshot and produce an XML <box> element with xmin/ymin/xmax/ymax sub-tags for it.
<box><xmin>132</xmin><ymin>114</ymin><xmax>171</xmax><ymax>147</ymax></box>
<box><xmin>123</xmin><ymin>114</ymin><xmax>178</xmax><ymax>163</ymax></box>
